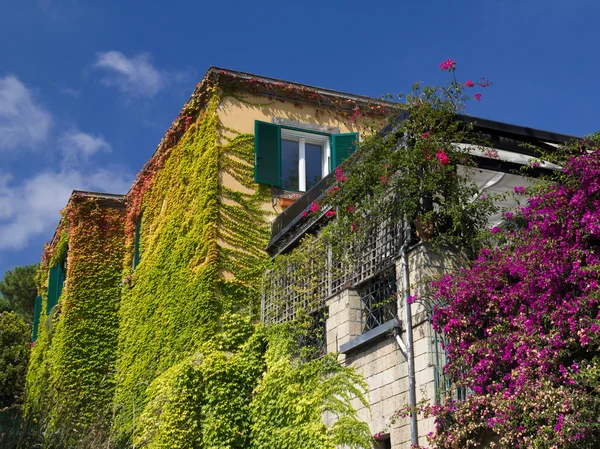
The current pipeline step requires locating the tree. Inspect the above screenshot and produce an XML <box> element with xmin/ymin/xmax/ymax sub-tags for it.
<box><xmin>0</xmin><ymin>264</ymin><xmax>38</xmax><ymax>324</ymax></box>
<box><xmin>0</xmin><ymin>311</ymin><xmax>30</xmax><ymax>408</ymax></box>
<box><xmin>428</xmin><ymin>137</ymin><xmax>600</xmax><ymax>448</ymax></box>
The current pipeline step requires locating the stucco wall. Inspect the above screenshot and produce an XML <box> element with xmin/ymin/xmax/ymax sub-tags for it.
<box><xmin>216</xmin><ymin>92</ymin><xmax>376</xmax><ymax>217</ymax></box>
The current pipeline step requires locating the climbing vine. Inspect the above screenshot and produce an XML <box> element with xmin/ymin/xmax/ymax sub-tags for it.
<box><xmin>113</xmin><ymin>92</ymin><xmax>272</xmax><ymax>445</ymax></box>
<box><xmin>23</xmin><ymin>197</ymin><xmax>125</xmax><ymax>447</ymax></box>
<box><xmin>23</xmin><ymin>72</ymin><xmax>376</xmax><ymax>449</ymax></box>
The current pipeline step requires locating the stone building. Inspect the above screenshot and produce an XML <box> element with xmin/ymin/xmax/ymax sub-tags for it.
<box><xmin>27</xmin><ymin>66</ymin><xmax>575</xmax><ymax>448</ymax></box>
<box><xmin>261</xmin><ymin>115</ymin><xmax>574</xmax><ymax>447</ymax></box>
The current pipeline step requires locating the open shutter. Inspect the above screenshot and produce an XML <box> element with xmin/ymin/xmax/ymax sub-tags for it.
<box><xmin>57</xmin><ymin>262</ymin><xmax>65</xmax><ymax>299</ymax></box>
<box><xmin>46</xmin><ymin>265</ymin><xmax>60</xmax><ymax>314</ymax></box>
<box><xmin>254</xmin><ymin>121</ymin><xmax>281</xmax><ymax>186</ymax></box>
<box><xmin>133</xmin><ymin>218</ymin><xmax>141</xmax><ymax>270</ymax></box>
<box><xmin>330</xmin><ymin>133</ymin><xmax>359</xmax><ymax>171</ymax></box>
<box><xmin>32</xmin><ymin>295</ymin><xmax>42</xmax><ymax>341</ymax></box>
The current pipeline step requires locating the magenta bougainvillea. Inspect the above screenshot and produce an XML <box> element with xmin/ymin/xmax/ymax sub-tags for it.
<box><xmin>428</xmin><ymin>141</ymin><xmax>600</xmax><ymax>448</ymax></box>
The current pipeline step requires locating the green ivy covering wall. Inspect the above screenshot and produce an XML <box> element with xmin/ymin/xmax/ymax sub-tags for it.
<box><xmin>113</xmin><ymin>93</ymin><xmax>272</xmax><ymax>445</ymax></box>
<box><xmin>23</xmin><ymin>198</ymin><xmax>125</xmax><ymax>447</ymax></box>
<box><xmin>23</xmin><ymin>85</ymin><xmax>373</xmax><ymax>449</ymax></box>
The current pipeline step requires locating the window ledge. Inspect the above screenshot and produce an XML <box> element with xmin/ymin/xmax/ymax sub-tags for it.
<box><xmin>339</xmin><ymin>319</ymin><xmax>399</xmax><ymax>355</ymax></box>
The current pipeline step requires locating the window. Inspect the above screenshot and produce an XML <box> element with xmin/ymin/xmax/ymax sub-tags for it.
<box><xmin>373</xmin><ymin>434</ymin><xmax>391</xmax><ymax>449</ymax></box>
<box><xmin>358</xmin><ymin>268</ymin><xmax>397</xmax><ymax>333</ymax></box>
<box><xmin>46</xmin><ymin>255</ymin><xmax>66</xmax><ymax>315</ymax></box>
<box><xmin>32</xmin><ymin>295</ymin><xmax>42</xmax><ymax>342</ymax></box>
<box><xmin>254</xmin><ymin>121</ymin><xmax>358</xmax><ymax>192</ymax></box>
<box><xmin>132</xmin><ymin>218</ymin><xmax>141</xmax><ymax>270</ymax></box>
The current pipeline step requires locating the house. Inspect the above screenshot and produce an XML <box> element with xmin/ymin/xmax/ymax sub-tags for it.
<box><xmin>261</xmin><ymin>116</ymin><xmax>575</xmax><ymax>447</ymax></box>
<box><xmin>25</xmin><ymin>66</ymin><xmax>576</xmax><ymax>448</ymax></box>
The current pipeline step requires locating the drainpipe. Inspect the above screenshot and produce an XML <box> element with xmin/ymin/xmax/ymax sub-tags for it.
<box><xmin>398</xmin><ymin>221</ymin><xmax>418</xmax><ymax>446</ymax></box>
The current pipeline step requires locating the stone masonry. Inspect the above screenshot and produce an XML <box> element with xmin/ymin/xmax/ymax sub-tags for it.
<box><xmin>324</xmin><ymin>243</ymin><xmax>463</xmax><ymax>448</ymax></box>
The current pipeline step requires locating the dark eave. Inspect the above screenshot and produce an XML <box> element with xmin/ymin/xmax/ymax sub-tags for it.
<box><xmin>207</xmin><ymin>66</ymin><xmax>397</xmax><ymax>111</ymax></box>
<box><xmin>70</xmin><ymin>190</ymin><xmax>126</xmax><ymax>209</ymax></box>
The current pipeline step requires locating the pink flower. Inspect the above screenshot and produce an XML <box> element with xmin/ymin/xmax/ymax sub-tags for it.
<box><xmin>351</xmin><ymin>223</ymin><xmax>357</xmax><ymax>232</ymax></box>
<box><xmin>349</xmin><ymin>106</ymin><xmax>361</xmax><ymax>120</ymax></box>
<box><xmin>325</xmin><ymin>210</ymin><xmax>336</xmax><ymax>218</ymax></box>
<box><xmin>479</xmin><ymin>78</ymin><xmax>492</xmax><ymax>87</ymax></box>
<box><xmin>474</xmin><ymin>93</ymin><xmax>482</xmax><ymax>101</ymax></box>
<box><xmin>436</xmin><ymin>151</ymin><xmax>451</xmax><ymax>165</ymax></box>
<box><xmin>513</xmin><ymin>186</ymin><xmax>526</xmax><ymax>195</ymax></box>
<box><xmin>302</xmin><ymin>211</ymin><xmax>308</xmax><ymax>218</ymax></box>
<box><xmin>439</xmin><ymin>59</ymin><xmax>456</xmax><ymax>71</ymax></box>
<box><xmin>335</xmin><ymin>166</ymin><xmax>346</xmax><ymax>182</ymax></box>
<box><xmin>379</xmin><ymin>175</ymin><xmax>389</xmax><ymax>185</ymax></box>
<box><xmin>483</xmin><ymin>148</ymin><xmax>499</xmax><ymax>158</ymax></box>
<box><xmin>504</xmin><ymin>211</ymin><xmax>514</xmax><ymax>220</ymax></box>
<box><xmin>490</xmin><ymin>227</ymin><xmax>501</xmax><ymax>234</ymax></box>
<box><xmin>465</xmin><ymin>80</ymin><xmax>475</xmax><ymax>88</ymax></box>
<box><xmin>328</xmin><ymin>185</ymin><xmax>340</xmax><ymax>194</ymax></box>
<box><xmin>309</xmin><ymin>201</ymin><xmax>320</xmax><ymax>213</ymax></box>
<box><xmin>422</xmin><ymin>131</ymin><xmax>430</xmax><ymax>139</ymax></box>
<box><xmin>347</xmin><ymin>205</ymin><xmax>355</xmax><ymax>213</ymax></box>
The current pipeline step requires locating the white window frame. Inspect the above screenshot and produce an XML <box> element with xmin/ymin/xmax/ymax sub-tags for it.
<box><xmin>280</xmin><ymin>128</ymin><xmax>331</xmax><ymax>192</ymax></box>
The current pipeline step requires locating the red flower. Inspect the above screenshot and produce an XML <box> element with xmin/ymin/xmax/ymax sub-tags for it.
<box><xmin>302</xmin><ymin>211</ymin><xmax>308</xmax><ymax>218</ymax></box>
<box><xmin>422</xmin><ymin>131</ymin><xmax>430</xmax><ymax>139</ymax></box>
<box><xmin>325</xmin><ymin>210</ymin><xmax>336</xmax><ymax>218</ymax></box>
<box><xmin>439</xmin><ymin>59</ymin><xmax>456</xmax><ymax>71</ymax></box>
<box><xmin>309</xmin><ymin>201</ymin><xmax>320</xmax><ymax>213</ymax></box>
<box><xmin>474</xmin><ymin>93</ymin><xmax>482</xmax><ymax>101</ymax></box>
<box><xmin>347</xmin><ymin>205</ymin><xmax>355</xmax><ymax>213</ymax></box>
<box><xmin>465</xmin><ymin>80</ymin><xmax>475</xmax><ymax>88</ymax></box>
<box><xmin>335</xmin><ymin>166</ymin><xmax>346</xmax><ymax>182</ymax></box>
<box><xmin>436</xmin><ymin>151</ymin><xmax>451</xmax><ymax>165</ymax></box>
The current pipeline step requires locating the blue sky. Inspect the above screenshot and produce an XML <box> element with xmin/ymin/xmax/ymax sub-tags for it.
<box><xmin>1</xmin><ymin>0</ymin><xmax>599</xmax><ymax>278</ymax></box>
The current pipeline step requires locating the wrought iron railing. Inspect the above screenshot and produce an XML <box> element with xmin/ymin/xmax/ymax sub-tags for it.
<box><xmin>262</xmin><ymin>216</ymin><xmax>403</xmax><ymax>325</ymax></box>
<box><xmin>358</xmin><ymin>268</ymin><xmax>398</xmax><ymax>333</ymax></box>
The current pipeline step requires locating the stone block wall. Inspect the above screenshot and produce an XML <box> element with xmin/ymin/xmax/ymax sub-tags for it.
<box><xmin>324</xmin><ymin>244</ymin><xmax>463</xmax><ymax>448</ymax></box>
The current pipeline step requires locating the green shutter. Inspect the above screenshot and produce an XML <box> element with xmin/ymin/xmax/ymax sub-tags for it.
<box><xmin>254</xmin><ymin>121</ymin><xmax>281</xmax><ymax>186</ymax></box>
<box><xmin>57</xmin><ymin>261</ymin><xmax>65</xmax><ymax>299</ymax></box>
<box><xmin>133</xmin><ymin>218</ymin><xmax>141</xmax><ymax>270</ymax></box>
<box><xmin>330</xmin><ymin>133</ymin><xmax>359</xmax><ymax>171</ymax></box>
<box><xmin>46</xmin><ymin>265</ymin><xmax>60</xmax><ymax>314</ymax></box>
<box><xmin>32</xmin><ymin>295</ymin><xmax>42</xmax><ymax>341</ymax></box>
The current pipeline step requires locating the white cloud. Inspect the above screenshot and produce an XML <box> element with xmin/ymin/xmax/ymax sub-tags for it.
<box><xmin>0</xmin><ymin>167</ymin><xmax>132</xmax><ymax>250</ymax></box>
<box><xmin>57</xmin><ymin>86</ymin><xmax>81</xmax><ymax>99</ymax></box>
<box><xmin>93</xmin><ymin>51</ymin><xmax>166</xmax><ymax>97</ymax></box>
<box><xmin>59</xmin><ymin>130</ymin><xmax>111</xmax><ymax>165</ymax></box>
<box><xmin>0</xmin><ymin>75</ymin><xmax>133</xmax><ymax>252</ymax></box>
<box><xmin>0</xmin><ymin>75</ymin><xmax>52</xmax><ymax>151</ymax></box>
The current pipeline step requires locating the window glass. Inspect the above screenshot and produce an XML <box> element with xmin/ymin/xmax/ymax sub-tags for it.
<box><xmin>281</xmin><ymin>139</ymin><xmax>300</xmax><ymax>191</ymax></box>
<box><xmin>305</xmin><ymin>142</ymin><xmax>323</xmax><ymax>190</ymax></box>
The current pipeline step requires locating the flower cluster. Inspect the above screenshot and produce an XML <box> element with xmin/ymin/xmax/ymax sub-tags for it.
<box><xmin>428</xmin><ymin>144</ymin><xmax>600</xmax><ymax>447</ymax></box>
<box><xmin>439</xmin><ymin>59</ymin><xmax>456</xmax><ymax>71</ymax></box>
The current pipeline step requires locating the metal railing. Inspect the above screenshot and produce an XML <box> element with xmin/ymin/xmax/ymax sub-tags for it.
<box><xmin>262</xmin><ymin>216</ymin><xmax>403</xmax><ymax>325</ymax></box>
<box><xmin>358</xmin><ymin>268</ymin><xmax>398</xmax><ymax>333</ymax></box>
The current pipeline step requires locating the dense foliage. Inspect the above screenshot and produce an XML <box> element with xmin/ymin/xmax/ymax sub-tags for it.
<box><xmin>0</xmin><ymin>311</ymin><xmax>30</xmax><ymax>448</ymax></box>
<box><xmin>113</xmin><ymin>93</ymin><xmax>272</xmax><ymax>445</ymax></box>
<box><xmin>0</xmin><ymin>311</ymin><xmax>30</xmax><ymax>408</ymax></box>
<box><xmin>23</xmin><ymin>197</ymin><xmax>126</xmax><ymax>448</ymax></box>
<box><xmin>428</xmin><ymin>136</ymin><xmax>600</xmax><ymax>448</ymax></box>
<box><xmin>305</xmin><ymin>61</ymin><xmax>496</xmax><ymax>263</ymax></box>
<box><xmin>0</xmin><ymin>264</ymin><xmax>39</xmax><ymax>324</ymax></box>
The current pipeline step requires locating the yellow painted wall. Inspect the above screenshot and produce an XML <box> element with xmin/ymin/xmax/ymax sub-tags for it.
<box><xmin>217</xmin><ymin>92</ymin><xmax>380</xmax><ymax>217</ymax></box>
